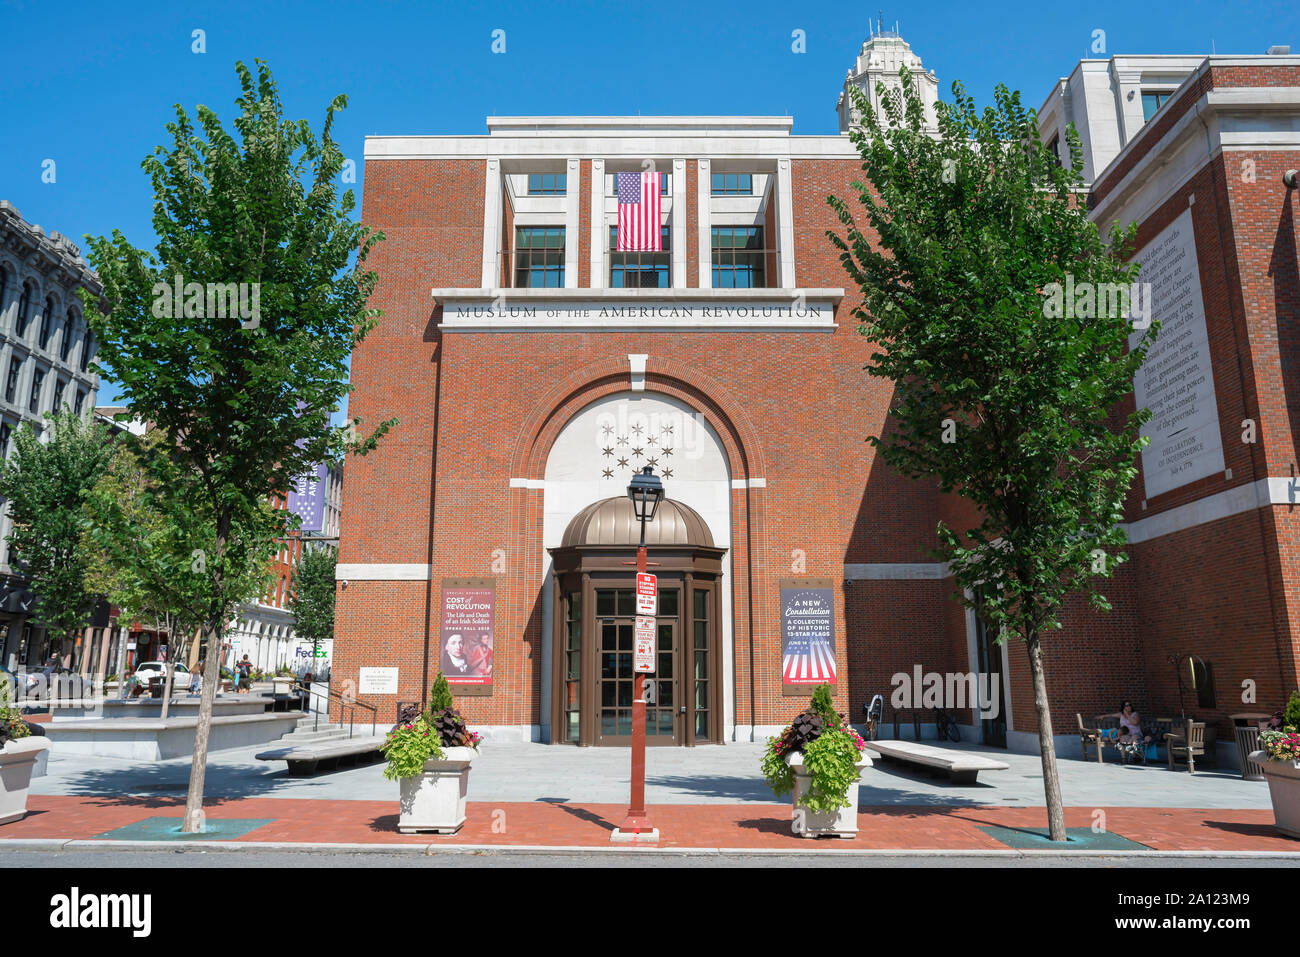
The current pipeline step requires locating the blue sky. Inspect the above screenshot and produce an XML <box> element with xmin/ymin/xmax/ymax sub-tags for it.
<box><xmin>1</xmin><ymin>0</ymin><xmax>1296</xmax><ymax>404</ymax></box>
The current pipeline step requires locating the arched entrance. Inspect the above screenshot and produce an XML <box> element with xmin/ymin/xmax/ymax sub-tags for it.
<box><xmin>549</xmin><ymin>496</ymin><xmax>726</xmax><ymax>745</ymax></box>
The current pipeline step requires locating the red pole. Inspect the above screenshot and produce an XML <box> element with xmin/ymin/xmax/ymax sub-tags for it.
<box><xmin>613</xmin><ymin>542</ymin><xmax>655</xmax><ymax>841</ymax></box>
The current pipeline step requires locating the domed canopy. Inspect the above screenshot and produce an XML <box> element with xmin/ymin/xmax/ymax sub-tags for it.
<box><xmin>560</xmin><ymin>496</ymin><xmax>715</xmax><ymax>548</ymax></box>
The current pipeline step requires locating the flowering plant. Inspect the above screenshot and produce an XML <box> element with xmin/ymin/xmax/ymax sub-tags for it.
<box><xmin>1260</xmin><ymin>730</ymin><xmax>1300</xmax><ymax>764</ymax></box>
<box><xmin>381</xmin><ymin>717</ymin><xmax>444</xmax><ymax>780</ymax></box>
<box><xmin>760</xmin><ymin>684</ymin><xmax>866</xmax><ymax>812</ymax></box>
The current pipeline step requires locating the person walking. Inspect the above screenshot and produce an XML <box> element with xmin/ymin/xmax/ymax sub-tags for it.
<box><xmin>236</xmin><ymin>655</ymin><xmax>253</xmax><ymax>694</ymax></box>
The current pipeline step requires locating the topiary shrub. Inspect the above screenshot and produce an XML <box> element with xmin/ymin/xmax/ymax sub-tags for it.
<box><xmin>1284</xmin><ymin>690</ymin><xmax>1300</xmax><ymax>733</ymax></box>
<box><xmin>428</xmin><ymin>672</ymin><xmax>454</xmax><ymax>714</ymax></box>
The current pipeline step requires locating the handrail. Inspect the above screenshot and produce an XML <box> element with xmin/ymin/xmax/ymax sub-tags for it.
<box><xmin>304</xmin><ymin>684</ymin><xmax>377</xmax><ymax>739</ymax></box>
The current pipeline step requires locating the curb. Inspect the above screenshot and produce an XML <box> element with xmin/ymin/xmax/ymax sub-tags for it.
<box><xmin>4</xmin><ymin>838</ymin><xmax>1300</xmax><ymax>858</ymax></box>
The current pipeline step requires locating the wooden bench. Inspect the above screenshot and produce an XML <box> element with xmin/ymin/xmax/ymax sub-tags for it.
<box><xmin>863</xmin><ymin>740</ymin><xmax>1010</xmax><ymax>784</ymax></box>
<box><xmin>255</xmin><ymin>734</ymin><xmax>388</xmax><ymax>776</ymax></box>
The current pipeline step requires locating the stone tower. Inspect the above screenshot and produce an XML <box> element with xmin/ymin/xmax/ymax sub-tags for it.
<box><xmin>836</xmin><ymin>22</ymin><xmax>940</xmax><ymax>132</ymax></box>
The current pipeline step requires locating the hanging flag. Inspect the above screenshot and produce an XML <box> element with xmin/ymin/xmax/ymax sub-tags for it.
<box><xmin>616</xmin><ymin>170</ymin><xmax>662</xmax><ymax>252</ymax></box>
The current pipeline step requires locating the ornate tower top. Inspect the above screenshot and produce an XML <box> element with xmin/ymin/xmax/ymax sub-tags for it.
<box><xmin>836</xmin><ymin>23</ymin><xmax>940</xmax><ymax>134</ymax></box>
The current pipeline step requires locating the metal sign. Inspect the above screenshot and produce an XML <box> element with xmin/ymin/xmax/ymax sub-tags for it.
<box><xmin>635</xmin><ymin>573</ymin><xmax>657</xmax><ymax>616</ymax></box>
<box><xmin>634</xmin><ymin>617</ymin><xmax>655</xmax><ymax>673</ymax></box>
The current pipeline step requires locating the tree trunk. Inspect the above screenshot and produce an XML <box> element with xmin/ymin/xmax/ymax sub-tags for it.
<box><xmin>115</xmin><ymin>624</ymin><xmax>128</xmax><ymax>699</ymax></box>
<box><xmin>182</xmin><ymin>622</ymin><xmax>223</xmax><ymax>833</ymax></box>
<box><xmin>1026</xmin><ymin>630</ymin><xmax>1067</xmax><ymax>841</ymax></box>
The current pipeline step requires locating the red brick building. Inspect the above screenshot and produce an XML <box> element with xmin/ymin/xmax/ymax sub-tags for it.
<box><xmin>335</xmin><ymin>33</ymin><xmax>1300</xmax><ymax>761</ymax></box>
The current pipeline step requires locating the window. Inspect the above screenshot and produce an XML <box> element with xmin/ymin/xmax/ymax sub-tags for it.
<box><xmin>80</xmin><ymin>330</ymin><xmax>93</xmax><ymax>372</ymax></box>
<box><xmin>1141</xmin><ymin>91</ymin><xmax>1174</xmax><ymax>121</ymax></box>
<box><xmin>527</xmin><ymin>173</ymin><xmax>567</xmax><ymax>195</ymax></box>
<box><xmin>52</xmin><ymin>379</ymin><xmax>65</xmax><ymax>411</ymax></box>
<box><xmin>711</xmin><ymin>226</ymin><xmax>765</xmax><ymax>288</ymax></box>
<box><xmin>564</xmin><ymin>591</ymin><xmax>582</xmax><ymax>743</ymax></box>
<box><xmin>16</xmin><ymin>284</ymin><xmax>32</xmax><ymax>337</ymax></box>
<box><xmin>5</xmin><ymin>357</ymin><xmax>20</xmax><ymax>404</ymax></box>
<box><xmin>514</xmin><ymin>226</ymin><xmax>565</xmax><ymax>288</ymax></box>
<box><xmin>1047</xmin><ymin>133</ymin><xmax>1062</xmax><ymax>168</ymax></box>
<box><xmin>609</xmin><ymin>172</ymin><xmax>669</xmax><ymax>195</ymax></box>
<box><xmin>693</xmin><ymin>588</ymin><xmax>710</xmax><ymax>740</ymax></box>
<box><xmin>74</xmin><ymin>390</ymin><xmax>84</xmax><ymax>415</ymax></box>
<box><xmin>609</xmin><ymin>226</ymin><xmax>671</xmax><ymax>288</ymax></box>
<box><xmin>60</xmin><ymin>311</ymin><xmax>76</xmax><ymax>362</ymax></box>
<box><xmin>0</xmin><ymin>423</ymin><xmax>10</xmax><ymax>459</ymax></box>
<box><xmin>710</xmin><ymin>172</ymin><xmax>753</xmax><ymax>195</ymax></box>
<box><xmin>28</xmin><ymin>368</ymin><xmax>43</xmax><ymax>413</ymax></box>
<box><xmin>38</xmin><ymin>298</ymin><xmax>53</xmax><ymax>350</ymax></box>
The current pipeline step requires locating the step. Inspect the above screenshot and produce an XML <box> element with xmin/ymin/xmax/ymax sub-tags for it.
<box><xmin>279</xmin><ymin>729</ymin><xmax>352</xmax><ymax>743</ymax></box>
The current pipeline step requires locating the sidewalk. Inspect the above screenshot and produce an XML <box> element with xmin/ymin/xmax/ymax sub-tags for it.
<box><xmin>6</xmin><ymin>739</ymin><xmax>1298</xmax><ymax>854</ymax></box>
<box><xmin>4</xmin><ymin>794</ymin><xmax>1297</xmax><ymax>853</ymax></box>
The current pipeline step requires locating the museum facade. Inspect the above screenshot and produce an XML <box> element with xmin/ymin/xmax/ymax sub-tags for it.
<box><xmin>333</xmin><ymin>31</ymin><xmax>1300</xmax><ymax>757</ymax></box>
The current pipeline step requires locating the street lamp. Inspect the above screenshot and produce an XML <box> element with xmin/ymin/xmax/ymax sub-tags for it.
<box><xmin>611</xmin><ymin>465</ymin><xmax>665</xmax><ymax>843</ymax></box>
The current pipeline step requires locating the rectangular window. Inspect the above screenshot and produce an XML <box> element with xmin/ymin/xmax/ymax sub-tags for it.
<box><xmin>52</xmin><ymin>379</ymin><xmax>65</xmax><ymax>411</ymax></box>
<box><xmin>1141</xmin><ymin>91</ymin><xmax>1174</xmax><ymax>121</ymax></box>
<box><xmin>80</xmin><ymin>331</ymin><xmax>93</xmax><ymax>372</ymax></box>
<box><xmin>1047</xmin><ymin>133</ymin><xmax>1062</xmax><ymax>168</ymax></box>
<box><xmin>711</xmin><ymin>226</ymin><xmax>765</xmax><ymax>288</ymax></box>
<box><xmin>564</xmin><ymin>591</ymin><xmax>582</xmax><ymax>743</ymax></box>
<box><xmin>527</xmin><ymin>173</ymin><xmax>567</xmax><ymax>195</ymax></box>
<box><xmin>5</xmin><ymin>357</ymin><xmax>20</xmax><ymax>404</ymax></box>
<box><xmin>38</xmin><ymin>303</ymin><xmax>52</xmax><ymax>350</ymax></box>
<box><xmin>514</xmin><ymin>226</ymin><xmax>565</xmax><ymax>288</ymax></box>
<box><xmin>609</xmin><ymin>226</ymin><xmax>671</xmax><ymax>288</ymax></box>
<box><xmin>74</xmin><ymin>390</ymin><xmax>84</xmax><ymax>415</ymax></box>
<box><xmin>29</xmin><ymin>368</ymin><xmax>44</xmax><ymax>413</ymax></box>
<box><xmin>0</xmin><ymin>423</ymin><xmax>10</xmax><ymax>459</ymax></box>
<box><xmin>710</xmin><ymin>172</ymin><xmax>753</xmax><ymax>195</ymax></box>
<box><xmin>693</xmin><ymin>588</ymin><xmax>710</xmax><ymax>740</ymax></box>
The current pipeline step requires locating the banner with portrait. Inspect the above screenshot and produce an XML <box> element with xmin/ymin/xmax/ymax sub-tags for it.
<box><xmin>438</xmin><ymin>578</ymin><xmax>495</xmax><ymax>695</ymax></box>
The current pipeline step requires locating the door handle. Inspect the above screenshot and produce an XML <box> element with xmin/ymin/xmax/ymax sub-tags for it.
<box><xmin>679</xmin><ymin>706</ymin><xmax>686</xmax><ymax>713</ymax></box>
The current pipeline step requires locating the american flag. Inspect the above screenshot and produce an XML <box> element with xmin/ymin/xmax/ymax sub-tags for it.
<box><xmin>782</xmin><ymin>640</ymin><xmax>838</xmax><ymax>683</ymax></box>
<box><xmin>616</xmin><ymin>171</ymin><xmax>661</xmax><ymax>252</ymax></box>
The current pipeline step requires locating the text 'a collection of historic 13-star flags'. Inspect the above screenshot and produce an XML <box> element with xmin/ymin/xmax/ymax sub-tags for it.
<box><xmin>616</xmin><ymin>170</ymin><xmax>662</xmax><ymax>252</ymax></box>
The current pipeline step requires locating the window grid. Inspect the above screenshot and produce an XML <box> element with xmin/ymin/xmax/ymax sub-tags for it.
<box><xmin>710</xmin><ymin>172</ymin><xmax>753</xmax><ymax>195</ymax></box>
<box><xmin>527</xmin><ymin>172</ymin><xmax>567</xmax><ymax>195</ymax></box>
<box><xmin>1141</xmin><ymin>91</ymin><xmax>1174</xmax><ymax>122</ymax></box>
<box><xmin>514</xmin><ymin>226</ymin><xmax>565</xmax><ymax>288</ymax></box>
<box><xmin>609</xmin><ymin>226</ymin><xmax>671</xmax><ymax>288</ymax></box>
<box><xmin>711</xmin><ymin>226</ymin><xmax>766</xmax><ymax>288</ymax></box>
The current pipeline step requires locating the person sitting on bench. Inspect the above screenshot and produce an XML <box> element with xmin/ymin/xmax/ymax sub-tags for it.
<box><xmin>1103</xmin><ymin>701</ymin><xmax>1151</xmax><ymax>758</ymax></box>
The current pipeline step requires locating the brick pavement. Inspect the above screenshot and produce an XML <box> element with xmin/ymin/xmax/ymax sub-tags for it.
<box><xmin>3</xmin><ymin>795</ymin><xmax>1296</xmax><ymax>852</ymax></box>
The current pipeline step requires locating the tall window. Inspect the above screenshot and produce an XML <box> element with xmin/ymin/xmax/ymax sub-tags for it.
<box><xmin>0</xmin><ymin>271</ymin><xmax>7</xmax><ymax>327</ymax></box>
<box><xmin>0</xmin><ymin>422</ymin><xmax>10</xmax><ymax>459</ymax></box>
<box><xmin>693</xmin><ymin>589</ymin><xmax>710</xmax><ymax>740</ymax></box>
<box><xmin>1141</xmin><ymin>90</ymin><xmax>1174</xmax><ymax>121</ymax></box>
<box><xmin>60</xmin><ymin>311</ymin><xmax>76</xmax><ymax>362</ymax></box>
<box><xmin>38</xmin><ymin>297</ymin><xmax>54</xmax><ymax>350</ymax></box>
<box><xmin>74</xmin><ymin>390</ymin><xmax>85</xmax><ymax>415</ymax></box>
<box><xmin>52</xmin><ymin>379</ymin><xmax>65</xmax><ymax>411</ymax></box>
<box><xmin>29</xmin><ymin>368</ymin><xmax>44</xmax><ymax>414</ymax></box>
<box><xmin>564</xmin><ymin>591</ymin><xmax>582</xmax><ymax>743</ymax></box>
<box><xmin>711</xmin><ymin>226</ymin><xmax>765</xmax><ymax>288</ymax></box>
<box><xmin>609</xmin><ymin>226</ymin><xmax>671</xmax><ymax>288</ymax></box>
<box><xmin>1047</xmin><ymin>133</ymin><xmax>1062</xmax><ymax>168</ymax></box>
<box><xmin>80</xmin><ymin>330</ymin><xmax>93</xmax><ymax>372</ymax></box>
<box><xmin>16</xmin><ymin>283</ymin><xmax>33</xmax><ymax>337</ymax></box>
<box><xmin>5</xmin><ymin>357</ymin><xmax>20</xmax><ymax>404</ymax></box>
<box><xmin>527</xmin><ymin>173</ymin><xmax>567</xmax><ymax>195</ymax></box>
<box><xmin>514</xmin><ymin>226</ymin><xmax>565</xmax><ymax>288</ymax></box>
<box><xmin>710</xmin><ymin>172</ymin><xmax>753</xmax><ymax>195</ymax></box>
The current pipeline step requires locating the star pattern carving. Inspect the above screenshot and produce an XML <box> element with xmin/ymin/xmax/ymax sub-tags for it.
<box><xmin>601</xmin><ymin>447</ymin><xmax>613</xmax><ymax>457</ymax></box>
<box><xmin>632</xmin><ymin>447</ymin><xmax>643</xmax><ymax>457</ymax></box>
<box><xmin>602</xmin><ymin>468</ymin><xmax>614</xmax><ymax>479</ymax></box>
<box><xmin>601</xmin><ymin>425</ymin><xmax>614</xmax><ymax>436</ymax></box>
<box><xmin>662</xmin><ymin>447</ymin><xmax>673</xmax><ymax>457</ymax></box>
<box><xmin>646</xmin><ymin>435</ymin><xmax>657</xmax><ymax>446</ymax></box>
<box><xmin>631</xmin><ymin>424</ymin><xmax>644</xmax><ymax>436</ymax></box>
<box><xmin>662</xmin><ymin>468</ymin><xmax>673</xmax><ymax>478</ymax></box>
<box><xmin>617</xmin><ymin>457</ymin><xmax>629</xmax><ymax>468</ymax></box>
<box><xmin>646</xmin><ymin>457</ymin><xmax>658</xmax><ymax>468</ymax></box>
<box><xmin>617</xmin><ymin>436</ymin><xmax>628</xmax><ymax>446</ymax></box>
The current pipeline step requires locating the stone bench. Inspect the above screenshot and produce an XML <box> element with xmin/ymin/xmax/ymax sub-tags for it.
<box><xmin>40</xmin><ymin>712</ymin><xmax>303</xmax><ymax>760</ymax></box>
<box><xmin>255</xmin><ymin>735</ymin><xmax>388</xmax><ymax>776</ymax></box>
<box><xmin>863</xmin><ymin>740</ymin><xmax>1010</xmax><ymax>784</ymax></box>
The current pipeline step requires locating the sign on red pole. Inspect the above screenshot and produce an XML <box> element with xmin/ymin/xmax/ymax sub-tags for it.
<box><xmin>634</xmin><ymin>616</ymin><xmax>655</xmax><ymax>673</ymax></box>
<box><xmin>636</xmin><ymin>572</ymin><xmax>657</xmax><ymax>616</ymax></box>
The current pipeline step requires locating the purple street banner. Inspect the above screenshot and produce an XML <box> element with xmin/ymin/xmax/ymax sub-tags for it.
<box><xmin>439</xmin><ymin>579</ymin><xmax>495</xmax><ymax>693</ymax></box>
<box><xmin>780</xmin><ymin>581</ymin><xmax>837</xmax><ymax>693</ymax></box>
<box><xmin>287</xmin><ymin>462</ymin><xmax>328</xmax><ymax>532</ymax></box>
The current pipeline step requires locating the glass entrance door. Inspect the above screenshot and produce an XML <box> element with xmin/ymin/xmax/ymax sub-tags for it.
<box><xmin>595</xmin><ymin>587</ymin><xmax>680</xmax><ymax>745</ymax></box>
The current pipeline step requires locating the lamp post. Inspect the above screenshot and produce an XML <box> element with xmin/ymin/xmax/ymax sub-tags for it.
<box><xmin>612</xmin><ymin>465</ymin><xmax>664</xmax><ymax>843</ymax></box>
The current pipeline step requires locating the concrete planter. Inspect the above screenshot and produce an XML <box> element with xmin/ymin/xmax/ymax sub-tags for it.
<box><xmin>784</xmin><ymin>750</ymin><xmax>872</xmax><ymax>839</ymax></box>
<box><xmin>397</xmin><ymin>746</ymin><xmax>478</xmax><ymax>835</ymax></box>
<box><xmin>272</xmin><ymin>678</ymin><xmax>293</xmax><ymax>695</ymax></box>
<box><xmin>1250</xmin><ymin>751</ymin><xmax>1300</xmax><ymax>840</ymax></box>
<box><xmin>0</xmin><ymin>736</ymin><xmax>51</xmax><ymax>825</ymax></box>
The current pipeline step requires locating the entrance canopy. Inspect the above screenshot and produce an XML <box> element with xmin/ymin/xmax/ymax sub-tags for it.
<box><xmin>559</xmin><ymin>496</ymin><xmax>715</xmax><ymax>549</ymax></box>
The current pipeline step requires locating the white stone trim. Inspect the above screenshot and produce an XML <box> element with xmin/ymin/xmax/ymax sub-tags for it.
<box><xmin>334</xmin><ymin>564</ymin><xmax>431</xmax><ymax>581</ymax></box>
<box><xmin>776</xmin><ymin>158</ymin><xmax>796</xmax><ymax>287</ymax></box>
<box><xmin>508</xmin><ymin>478</ymin><xmax>546</xmax><ymax>489</ymax></box>
<box><xmin>843</xmin><ymin>563</ymin><xmax>949</xmax><ymax>580</ymax></box>
<box><xmin>1121</xmin><ymin>476</ymin><xmax>1296</xmax><ymax>544</ymax></box>
<box><xmin>696</xmin><ymin>159</ymin><xmax>712</xmax><ymax>288</ymax></box>
<box><xmin>481</xmin><ymin>159</ymin><xmax>501</xmax><ymax>288</ymax></box>
<box><xmin>671</xmin><ymin>158</ymin><xmax>686</xmax><ymax>288</ymax></box>
<box><xmin>628</xmin><ymin>353</ymin><xmax>647</xmax><ymax>391</ymax></box>
<box><xmin>730</xmin><ymin>478</ymin><xmax>767</xmax><ymax>489</ymax></box>
<box><xmin>589</xmin><ymin>159</ymin><xmax>606</xmax><ymax>290</ymax></box>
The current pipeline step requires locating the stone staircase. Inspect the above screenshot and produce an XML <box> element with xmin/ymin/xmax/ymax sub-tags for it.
<box><xmin>277</xmin><ymin>715</ymin><xmax>350</xmax><ymax>744</ymax></box>
<box><xmin>256</xmin><ymin>715</ymin><xmax>387</xmax><ymax>775</ymax></box>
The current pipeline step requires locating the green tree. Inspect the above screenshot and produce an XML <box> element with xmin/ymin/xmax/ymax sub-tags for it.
<box><xmin>83</xmin><ymin>430</ymin><xmax>274</xmax><ymax>716</ymax></box>
<box><xmin>83</xmin><ymin>60</ymin><xmax>392</xmax><ymax>832</ymax></box>
<box><xmin>828</xmin><ymin>74</ymin><xmax>1155</xmax><ymax>841</ymax></box>
<box><xmin>289</xmin><ymin>545</ymin><xmax>336</xmax><ymax>663</ymax></box>
<box><xmin>0</xmin><ymin>411</ymin><xmax>113</xmax><ymax>665</ymax></box>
